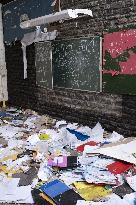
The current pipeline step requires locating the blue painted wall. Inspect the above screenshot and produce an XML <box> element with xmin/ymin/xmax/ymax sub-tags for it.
<box><xmin>3</xmin><ymin>0</ymin><xmax>53</xmax><ymax>44</ymax></box>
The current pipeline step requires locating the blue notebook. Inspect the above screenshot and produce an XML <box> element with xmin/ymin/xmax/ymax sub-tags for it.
<box><xmin>40</xmin><ymin>179</ymin><xmax>70</xmax><ymax>198</ymax></box>
<box><xmin>39</xmin><ymin>180</ymin><xmax>83</xmax><ymax>205</ymax></box>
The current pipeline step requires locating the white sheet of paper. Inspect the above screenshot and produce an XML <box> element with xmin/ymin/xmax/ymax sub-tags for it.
<box><xmin>92</xmin><ymin>139</ymin><xmax>136</xmax><ymax>164</ymax></box>
<box><xmin>126</xmin><ymin>175</ymin><xmax>136</xmax><ymax>191</ymax></box>
<box><xmin>0</xmin><ymin>184</ymin><xmax>34</xmax><ymax>203</ymax></box>
<box><xmin>76</xmin><ymin>194</ymin><xmax>130</xmax><ymax>205</ymax></box>
<box><xmin>83</xmin><ymin>145</ymin><xmax>100</xmax><ymax>154</ymax></box>
<box><xmin>123</xmin><ymin>192</ymin><xmax>136</xmax><ymax>205</ymax></box>
<box><xmin>59</xmin><ymin>171</ymin><xmax>83</xmax><ymax>185</ymax></box>
<box><xmin>0</xmin><ymin>125</ymin><xmax>22</xmax><ymax>139</ymax></box>
<box><xmin>106</xmin><ymin>131</ymin><xmax>124</xmax><ymax>143</ymax></box>
<box><xmin>0</xmin><ymin>178</ymin><xmax>20</xmax><ymax>195</ymax></box>
<box><xmin>91</xmin><ymin>122</ymin><xmax>104</xmax><ymax>142</ymax></box>
<box><xmin>55</xmin><ymin>120</ymin><xmax>67</xmax><ymax>128</ymax></box>
<box><xmin>27</xmin><ymin>133</ymin><xmax>40</xmax><ymax>146</ymax></box>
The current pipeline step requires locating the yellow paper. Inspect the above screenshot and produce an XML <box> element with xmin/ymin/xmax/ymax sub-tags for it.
<box><xmin>55</xmin><ymin>150</ymin><xmax>62</xmax><ymax>156</ymax></box>
<box><xmin>40</xmin><ymin>193</ymin><xmax>56</xmax><ymax>205</ymax></box>
<box><xmin>0</xmin><ymin>154</ymin><xmax>17</xmax><ymax>162</ymax></box>
<box><xmin>0</xmin><ymin>165</ymin><xmax>21</xmax><ymax>175</ymax></box>
<box><xmin>39</xmin><ymin>134</ymin><xmax>50</xmax><ymax>140</ymax></box>
<box><xmin>74</xmin><ymin>182</ymin><xmax>111</xmax><ymax>201</ymax></box>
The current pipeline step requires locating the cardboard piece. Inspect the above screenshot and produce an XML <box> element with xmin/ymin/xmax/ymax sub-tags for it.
<box><xmin>13</xmin><ymin>167</ymin><xmax>38</xmax><ymax>186</ymax></box>
<box><xmin>113</xmin><ymin>182</ymin><xmax>134</xmax><ymax>198</ymax></box>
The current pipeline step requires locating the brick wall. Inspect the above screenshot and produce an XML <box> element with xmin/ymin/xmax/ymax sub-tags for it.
<box><xmin>6</xmin><ymin>42</ymin><xmax>37</xmax><ymax>109</ymax></box>
<box><xmin>50</xmin><ymin>0</ymin><xmax>136</xmax><ymax>38</ymax></box>
<box><xmin>5</xmin><ymin>0</ymin><xmax>136</xmax><ymax>136</ymax></box>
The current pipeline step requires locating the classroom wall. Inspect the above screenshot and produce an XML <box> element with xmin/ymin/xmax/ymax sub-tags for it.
<box><xmin>5</xmin><ymin>0</ymin><xmax>136</xmax><ymax>136</ymax></box>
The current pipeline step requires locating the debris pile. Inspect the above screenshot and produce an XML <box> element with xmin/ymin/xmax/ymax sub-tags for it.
<box><xmin>0</xmin><ymin>107</ymin><xmax>136</xmax><ymax>205</ymax></box>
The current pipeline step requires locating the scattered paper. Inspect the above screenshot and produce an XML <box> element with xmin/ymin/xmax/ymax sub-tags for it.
<box><xmin>106</xmin><ymin>131</ymin><xmax>124</xmax><ymax>143</ymax></box>
<box><xmin>0</xmin><ymin>107</ymin><xmax>135</xmax><ymax>205</ymax></box>
<box><xmin>91</xmin><ymin>122</ymin><xmax>104</xmax><ymax>142</ymax></box>
<box><xmin>126</xmin><ymin>175</ymin><xmax>136</xmax><ymax>191</ymax></box>
<box><xmin>0</xmin><ymin>177</ymin><xmax>34</xmax><ymax>203</ymax></box>
<box><xmin>59</xmin><ymin>171</ymin><xmax>84</xmax><ymax>185</ymax></box>
<box><xmin>27</xmin><ymin>134</ymin><xmax>40</xmax><ymax>146</ymax></box>
<box><xmin>92</xmin><ymin>139</ymin><xmax>136</xmax><ymax>164</ymax></box>
<box><xmin>55</xmin><ymin>120</ymin><xmax>67</xmax><ymax>128</ymax></box>
<box><xmin>76</xmin><ymin>194</ymin><xmax>130</xmax><ymax>205</ymax></box>
<box><xmin>123</xmin><ymin>192</ymin><xmax>136</xmax><ymax>205</ymax></box>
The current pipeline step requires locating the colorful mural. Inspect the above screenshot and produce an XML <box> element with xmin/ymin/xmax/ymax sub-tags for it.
<box><xmin>103</xmin><ymin>29</ymin><xmax>136</xmax><ymax>94</ymax></box>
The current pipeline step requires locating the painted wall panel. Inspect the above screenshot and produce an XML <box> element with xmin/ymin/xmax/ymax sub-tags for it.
<box><xmin>3</xmin><ymin>0</ymin><xmax>53</xmax><ymax>43</ymax></box>
<box><xmin>103</xmin><ymin>29</ymin><xmax>136</xmax><ymax>94</ymax></box>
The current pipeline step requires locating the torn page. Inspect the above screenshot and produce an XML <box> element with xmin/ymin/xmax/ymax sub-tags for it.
<box><xmin>92</xmin><ymin>139</ymin><xmax>136</xmax><ymax>164</ymax></box>
<box><xmin>126</xmin><ymin>175</ymin><xmax>136</xmax><ymax>191</ymax></box>
<box><xmin>106</xmin><ymin>131</ymin><xmax>124</xmax><ymax>143</ymax></box>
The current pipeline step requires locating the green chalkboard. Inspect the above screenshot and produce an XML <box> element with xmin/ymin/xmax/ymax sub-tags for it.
<box><xmin>52</xmin><ymin>37</ymin><xmax>102</xmax><ymax>91</ymax></box>
<box><xmin>35</xmin><ymin>42</ymin><xmax>52</xmax><ymax>89</ymax></box>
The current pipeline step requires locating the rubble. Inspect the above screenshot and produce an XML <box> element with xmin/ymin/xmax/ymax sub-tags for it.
<box><xmin>0</xmin><ymin>107</ymin><xmax>136</xmax><ymax>205</ymax></box>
